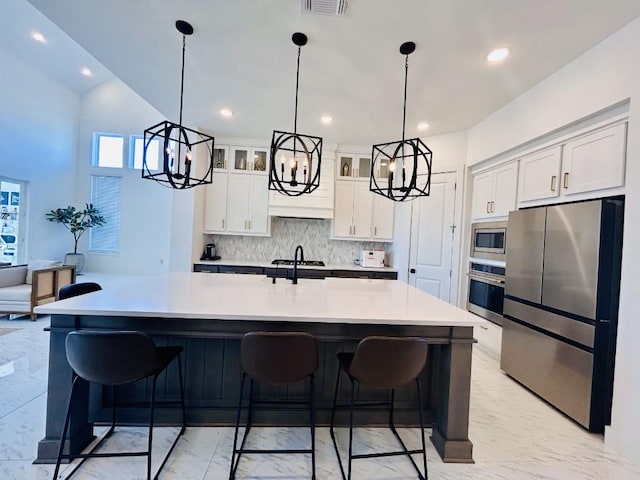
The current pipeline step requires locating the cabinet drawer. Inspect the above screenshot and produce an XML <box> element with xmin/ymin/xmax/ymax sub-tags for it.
<box><xmin>217</xmin><ymin>266</ymin><xmax>265</xmax><ymax>275</ymax></box>
<box><xmin>193</xmin><ymin>264</ymin><xmax>218</xmax><ymax>273</ymax></box>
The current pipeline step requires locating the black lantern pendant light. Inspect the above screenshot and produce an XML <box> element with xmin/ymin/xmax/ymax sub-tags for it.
<box><xmin>142</xmin><ymin>20</ymin><xmax>214</xmax><ymax>189</ymax></box>
<box><xmin>370</xmin><ymin>41</ymin><xmax>432</xmax><ymax>202</ymax></box>
<box><xmin>269</xmin><ymin>32</ymin><xmax>322</xmax><ymax>196</ymax></box>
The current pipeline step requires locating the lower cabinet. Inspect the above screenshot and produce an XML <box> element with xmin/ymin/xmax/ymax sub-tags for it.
<box><xmin>193</xmin><ymin>264</ymin><xmax>398</xmax><ymax>280</ymax></box>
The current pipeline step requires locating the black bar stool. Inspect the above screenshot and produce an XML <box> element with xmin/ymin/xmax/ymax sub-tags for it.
<box><xmin>330</xmin><ymin>336</ymin><xmax>429</xmax><ymax>480</ymax></box>
<box><xmin>229</xmin><ymin>331</ymin><xmax>319</xmax><ymax>479</ymax></box>
<box><xmin>52</xmin><ymin>330</ymin><xmax>187</xmax><ymax>480</ymax></box>
<box><xmin>57</xmin><ymin>282</ymin><xmax>102</xmax><ymax>300</ymax></box>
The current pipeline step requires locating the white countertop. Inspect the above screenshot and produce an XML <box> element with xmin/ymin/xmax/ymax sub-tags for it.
<box><xmin>195</xmin><ymin>259</ymin><xmax>397</xmax><ymax>273</ymax></box>
<box><xmin>35</xmin><ymin>273</ymin><xmax>484</xmax><ymax>327</ymax></box>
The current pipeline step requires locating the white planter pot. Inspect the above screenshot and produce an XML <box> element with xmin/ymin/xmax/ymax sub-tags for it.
<box><xmin>64</xmin><ymin>253</ymin><xmax>85</xmax><ymax>274</ymax></box>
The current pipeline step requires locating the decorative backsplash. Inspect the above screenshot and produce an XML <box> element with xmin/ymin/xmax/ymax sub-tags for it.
<box><xmin>206</xmin><ymin>217</ymin><xmax>388</xmax><ymax>266</ymax></box>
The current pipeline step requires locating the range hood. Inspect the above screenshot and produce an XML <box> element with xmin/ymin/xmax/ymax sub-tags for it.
<box><xmin>267</xmin><ymin>157</ymin><xmax>335</xmax><ymax>219</ymax></box>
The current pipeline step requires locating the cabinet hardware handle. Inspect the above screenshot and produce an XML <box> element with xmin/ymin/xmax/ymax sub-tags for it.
<box><xmin>563</xmin><ymin>172</ymin><xmax>569</xmax><ymax>189</ymax></box>
<box><xmin>222</xmin><ymin>219</ymin><xmax>225</xmax><ymax>229</ymax></box>
<box><xmin>490</xmin><ymin>201</ymin><xmax>495</xmax><ymax>213</ymax></box>
<box><xmin>353</xmin><ymin>225</ymin><xmax>356</xmax><ymax>235</ymax></box>
<box><xmin>486</xmin><ymin>201</ymin><xmax>490</xmax><ymax>213</ymax></box>
<box><xmin>249</xmin><ymin>220</ymin><xmax>252</xmax><ymax>230</ymax></box>
<box><xmin>374</xmin><ymin>226</ymin><xmax>377</xmax><ymax>236</ymax></box>
<box><xmin>550</xmin><ymin>175</ymin><xmax>556</xmax><ymax>191</ymax></box>
<box><xmin>410</xmin><ymin>268</ymin><xmax>416</xmax><ymax>274</ymax></box>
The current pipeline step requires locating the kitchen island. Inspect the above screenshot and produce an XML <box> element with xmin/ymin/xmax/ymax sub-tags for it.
<box><xmin>35</xmin><ymin>273</ymin><xmax>483</xmax><ymax>464</ymax></box>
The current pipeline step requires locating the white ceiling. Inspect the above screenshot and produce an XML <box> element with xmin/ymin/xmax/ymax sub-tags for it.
<box><xmin>4</xmin><ymin>1</ymin><xmax>640</xmax><ymax>145</ymax></box>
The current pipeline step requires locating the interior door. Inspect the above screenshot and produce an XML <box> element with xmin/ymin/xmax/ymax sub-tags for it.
<box><xmin>408</xmin><ymin>172</ymin><xmax>456</xmax><ymax>301</ymax></box>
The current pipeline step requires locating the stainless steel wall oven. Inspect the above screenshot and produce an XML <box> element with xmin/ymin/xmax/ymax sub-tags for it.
<box><xmin>467</xmin><ymin>262</ymin><xmax>505</xmax><ymax>326</ymax></box>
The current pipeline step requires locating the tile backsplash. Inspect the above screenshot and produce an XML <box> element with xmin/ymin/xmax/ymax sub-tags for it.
<box><xmin>206</xmin><ymin>217</ymin><xmax>388</xmax><ymax>266</ymax></box>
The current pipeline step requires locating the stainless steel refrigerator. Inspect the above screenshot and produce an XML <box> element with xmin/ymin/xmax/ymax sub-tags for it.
<box><xmin>501</xmin><ymin>197</ymin><xmax>624</xmax><ymax>432</ymax></box>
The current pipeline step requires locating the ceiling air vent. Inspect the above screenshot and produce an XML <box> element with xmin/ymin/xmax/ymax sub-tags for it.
<box><xmin>301</xmin><ymin>0</ymin><xmax>348</xmax><ymax>16</ymax></box>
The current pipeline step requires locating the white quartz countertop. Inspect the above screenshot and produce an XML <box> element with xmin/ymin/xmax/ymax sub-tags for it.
<box><xmin>195</xmin><ymin>259</ymin><xmax>397</xmax><ymax>273</ymax></box>
<box><xmin>35</xmin><ymin>273</ymin><xmax>484</xmax><ymax>327</ymax></box>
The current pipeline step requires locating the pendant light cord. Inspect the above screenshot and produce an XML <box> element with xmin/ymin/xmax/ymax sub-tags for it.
<box><xmin>179</xmin><ymin>34</ymin><xmax>186</xmax><ymax>129</ymax></box>
<box><xmin>402</xmin><ymin>54</ymin><xmax>408</xmax><ymax>143</ymax></box>
<box><xmin>294</xmin><ymin>46</ymin><xmax>301</xmax><ymax>134</ymax></box>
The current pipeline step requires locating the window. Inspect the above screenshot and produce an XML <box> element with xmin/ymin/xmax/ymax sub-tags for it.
<box><xmin>89</xmin><ymin>175</ymin><xmax>121</xmax><ymax>253</ymax></box>
<box><xmin>93</xmin><ymin>133</ymin><xmax>124</xmax><ymax>168</ymax></box>
<box><xmin>130</xmin><ymin>135</ymin><xmax>161</xmax><ymax>170</ymax></box>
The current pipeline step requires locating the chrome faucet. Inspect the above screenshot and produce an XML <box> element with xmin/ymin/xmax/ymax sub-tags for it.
<box><xmin>292</xmin><ymin>245</ymin><xmax>305</xmax><ymax>284</ymax></box>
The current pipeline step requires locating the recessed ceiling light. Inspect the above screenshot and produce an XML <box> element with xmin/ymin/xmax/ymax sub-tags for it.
<box><xmin>220</xmin><ymin>108</ymin><xmax>233</xmax><ymax>118</ymax></box>
<box><xmin>321</xmin><ymin>115</ymin><xmax>333</xmax><ymax>125</ymax></box>
<box><xmin>486</xmin><ymin>47</ymin><xmax>510</xmax><ymax>63</ymax></box>
<box><xmin>81</xmin><ymin>67</ymin><xmax>92</xmax><ymax>77</ymax></box>
<box><xmin>417</xmin><ymin>122</ymin><xmax>430</xmax><ymax>131</ymax></box>
<box><xmin>31</xmin><ymin>32</ymin><xmax>46</xmax><ymax>43</ymax></box>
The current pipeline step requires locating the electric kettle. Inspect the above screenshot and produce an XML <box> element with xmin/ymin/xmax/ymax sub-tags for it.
<box><xmin>201</xmin><ymin>243</ymin><xmax>220</xmax><ymax>261</ymax></box>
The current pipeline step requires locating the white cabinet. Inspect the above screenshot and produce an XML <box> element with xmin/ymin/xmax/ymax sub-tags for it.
<box><xmin>203</xmin><ymin>144</ymin><xmax>270</xmax><ymax>237</ymax></box>
<box><xmin>332</xmin><ymin>180</ymin><xmax>394</xmax><ymax>241</ymax></box>
<box><xmin>560</xmin><ymin>123</ymin><xmax>626</xmax><ymax>196</ymax></box>
<box><xmin>472</xmin><ymin>162</ymin><xmax>517</xmax><ymax>220</ymax></box>
<box><xmin>226</xmin><ymin>175</ymin><xmax>269</xmax><ymax>235</ymax></box>
<box><xmin>518</xmin><ymin>123</ymin><xmax>627</xmax><ymax>204</ymax></box>
<box><xmin>203</xmin><ymin>173</ymin><xmax>228</xmax><ymax>232</ymax></box>
<box><xmin>518</xmin><ymin>146</ymin><xmax>562</xmax><ymax>202</ymax></box>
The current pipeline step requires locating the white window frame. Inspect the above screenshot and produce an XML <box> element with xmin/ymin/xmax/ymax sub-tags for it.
<box><xmin>129</xmin><ymin>134</ymin><xmax>162</xmax><ymax>171</ymax></box>
<box><xmin>92</xmin><ymin>132</ymin><xmax>124</xmax><ymax>169</ymax></box>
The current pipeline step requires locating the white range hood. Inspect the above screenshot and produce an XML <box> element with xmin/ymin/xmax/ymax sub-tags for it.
<box><xmin>268</xmin><ymin>156</ymin><xmax>335</xmax><ymax>219</ymax></box>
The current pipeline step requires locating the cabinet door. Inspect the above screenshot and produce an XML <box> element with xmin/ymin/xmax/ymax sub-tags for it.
<box><xmin>249</xmin><ymin>175</ymin><xmax>269</xmax><ymax>234</ymax></box>
<box><xmin>518</xmin><ymin>146</ymin><xmax>562</xmax><ymax>202</ymax></box>
<box><xmin>561</xmin><ymin>123</ymin><xmax>626</xmax><ymax>195</ymax></box>
<box><xmin>212</xmin><ymin>146</ymin><xmax>229</xmax><ymax>171</ymax></box>
<box><xmin>337</xmin><ymin>154</ymin><xmax>355</xmax><ymax>179</ymax></box>
<box><xmin>333</xmin><ymin>181</ymin><xmax>354</xmax><ymax>237</ymax></box>
<box><xmin>471</xmin><ymin>171</ymin><xmax>494</xmax><ymax>219</ymax></box>
<box><xmin>226</xmin><ymin>175</ymin><xmax>251</xmax><ymax>232</ymax></box>
<box><xmin>251</xmin><ymin>148</ymin><xmax>269</xmax><ymax>173</ymax></box>
<box><xmin>372</xmin><ymin>193</ymin><xmax>394</xmax><ymax>241</ymax></box>
<box><xmin>230</xmin><ymin>147</ymin><xmax>250</xmax><ymax>172</ymax></box>
<box><xmin>203</xmin><ymin>173</ymin><xmax>228</xmax><ymax>232</ymax></box>
<box><xmin>352</xmin><ymin>181</ymin><xmax>373</xmax><ymax>238</ymax></box>
<box><xmin>492</xmin><ymin>163</ymin><xmax>518</xmax><ymax>217</ymax></box>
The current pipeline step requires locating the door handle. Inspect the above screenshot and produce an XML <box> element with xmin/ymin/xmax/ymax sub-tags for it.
<box><xmin>550</xmin><ymin>175</ymin><xmax>556</xmax><ymax>191</ymax></box>
<box><xmin>222</xmin><ymin>219</ymin><xmax>225</xmax><ymax>229</ymax></box>
<box><xmin>374</xmin><ymin>226</ymin><xmax>377</xmax><ymax>236</ymax></box>
<box><xmin>353</xmin><ymin>225</ymin><xmax>356</xmax><ymax>235</ymax></box>
<box><xmin>486</xmin><ymin>201</ymin><xmax>490</xmax><ymax>213</ymax></box>
<box><xmin>490</xmin><ymin>201</ymin><xmax>495</xmax><ymax>213</ymax></box>
<box><xmin>410</xmin><ymin>268</ymin><xmax>416</xmax><ymax>274</ymax></box>
<box><xmin>563</xmin><ymin>172</ymin><xmax>569</xmax><ymax>189</ymax></box>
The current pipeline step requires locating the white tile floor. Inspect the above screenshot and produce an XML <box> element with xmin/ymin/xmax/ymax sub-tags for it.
<box><xmin>1</xmin><ymin>315</ymin><xmax>640</xmax><ymax>480</ymax></box>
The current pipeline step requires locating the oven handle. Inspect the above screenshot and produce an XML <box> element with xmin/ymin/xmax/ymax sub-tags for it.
<box><xmin>467</xmin><ymin>272</ymin><xmax>506</xmax><ymax>286</ymax></box>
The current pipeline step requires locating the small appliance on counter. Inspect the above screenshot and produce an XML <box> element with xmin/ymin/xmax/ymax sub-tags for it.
<box><xmin>200</xmin><ymin>243</ymin><xmax>220</xmax><ymax>261</ymax></box>
<box><xmin>359</xmin><ymin>250</ymin><xmax>385</xmax><ymax>268</ymax></box>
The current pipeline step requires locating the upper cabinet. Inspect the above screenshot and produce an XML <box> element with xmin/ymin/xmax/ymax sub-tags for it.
<box><xmin>332</xmin><ymin>153</ymin><xmax>395</xmax><ymax>241</ymax></box>
<box><xmin>203</xmin><ymin>143</ymin><xmax>270</xmax><ymax>237</ymax></box>
<box><xmin>471</xmin><ymin>162</ymin><xmax>518</xmax><ymax>220</ymax></box>
<box><xmin>518</xmin><ymin>123</ymin><xmax>627</xmax><ymax>204</ymax></box>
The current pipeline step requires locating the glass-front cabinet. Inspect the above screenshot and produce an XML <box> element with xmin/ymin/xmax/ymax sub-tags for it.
<box><xmin>337</xmin><ymin>154</ymin><xmax>372</xmax><ymax>179</ymax></box>
<box><xmin>231</xmin><ymin>147</ymin><xmax>269</xmax><ymax>173</ymax></box>
<box><xmin>212</xmin><ymin>146</ymin><xmax>228</xmax><ymax>171</ymax></box>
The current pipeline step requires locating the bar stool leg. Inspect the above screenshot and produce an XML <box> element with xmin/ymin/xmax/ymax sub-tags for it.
<box><xmin>347</xmin><ymin>379</ymin><xmax>356</xmax><ymax>480</ymax></box>
<box><xmin>229</xmin><ymin>373</ymin><xmax>247</xmax><ymax>480</ymax></box>
<box><xmin>310</xmin><ymin>374</ymin><xmax>316</xmax><ymax>480</ymax></box>
<box><xmin>107</xmin><ymin>385</ymin><xmax>116</xmax><ymax>438</ymax></box>
<box><xmin>416</xmin><ymin>378</ymin><xmax>428</xmax><ymax>480</ymax></box>
<box><xmin>52</xmin><ymin>375</ymin><xmax>80</xmax><ymax>480</ymax></box>
<box><xmin>148</xmin><ymin>375</ymin><xmax>158</xmax><ymax>480</ymax></box>
<box><xmin>178</xmin><ymin>355</ymin><xmax>187</xmax><ymax>434</ymax></box>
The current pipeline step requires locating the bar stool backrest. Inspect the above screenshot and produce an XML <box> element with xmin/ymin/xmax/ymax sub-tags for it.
<box><xmin>241</xmin><ymin>331</ymin><xmax>319</xmax><ymax>384</ymax></box>
<box><xmin>348</xmin><ymin>336</ymin><xmax>428</xmax><ymax>388</ymax></box>
<box><xmin>66</xmin><ymin>331</ymin><xmax>163</xmax><ymax>386</ymax></box>
<box><xmin>58</xmin><ymin>282</ymin><xmax>102</xmax><ymax>300</ymax></box>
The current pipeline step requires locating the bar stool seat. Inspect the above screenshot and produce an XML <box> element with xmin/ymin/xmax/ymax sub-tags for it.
<box><xmin>57</xmin><ymin>282</ymin><xmax>102</xmax><ymax>300</ymax></box>
<box><xmin>229</xmin><ymin>331</ymin><xmax>319</xmax><ymax>479</ymax></box>
<box><xmin>52</xmin><ymin>330</ymin><xmax>186</xmax><ymax>480</ymax></box>
<box><xmin>330</xmin><ymin>336</ymin><xmax>429</xmax><ymax>480</ymax></box>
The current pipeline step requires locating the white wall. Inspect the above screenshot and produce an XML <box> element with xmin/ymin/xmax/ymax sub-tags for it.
<box><xmin>467</xmin><ymin>17</ymin><xmax>640</xmax><ymax>464</ymax></box>
<box><xmin>0</xmin><ymin>46</ymin><xmax>79</xmax><ymax>262</ymax></box>
<box><xmin>76</xmin><ymin>78</ymin><xmax>174</xmax><ymax>274</ymax></box>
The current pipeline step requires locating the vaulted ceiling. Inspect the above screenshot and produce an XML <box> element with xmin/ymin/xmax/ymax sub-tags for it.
<box><xmin>4</xmin><ymin>1</ymin><xmax>640</xmax><ymax>145</ymax></box>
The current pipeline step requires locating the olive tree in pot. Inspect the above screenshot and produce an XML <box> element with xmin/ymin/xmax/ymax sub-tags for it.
<box><xmin>45</xmin><ymin>203</ymin><xmax>106</xmax><ymax>273</ymax></box>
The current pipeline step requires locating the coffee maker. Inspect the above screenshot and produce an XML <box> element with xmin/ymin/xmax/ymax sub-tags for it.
<box><xmin>200</xmin><ymin>243</ymin><xmax>220</xmax><ymax>261</ymax></box>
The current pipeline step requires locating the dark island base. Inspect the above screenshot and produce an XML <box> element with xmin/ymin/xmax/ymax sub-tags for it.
<box><xmin>37</xmin><ymin>314</ymin><xmax>475</xmax><ymax>464</ymax></box>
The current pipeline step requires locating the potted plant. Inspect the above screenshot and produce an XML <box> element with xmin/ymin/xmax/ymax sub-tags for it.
<box><xmin>46</xmin><ymin>203</ymin><xmax>106</xmax><ymax>273</ymax></box>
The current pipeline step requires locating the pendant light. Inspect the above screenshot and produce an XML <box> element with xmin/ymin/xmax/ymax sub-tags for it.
<box><xmin>370</xmin><ymin>41</ymin><xmax>432</xmax><ymax>202</ymax></box>
<box><xmin>269</xmin><ymin>32</ymin><xmax>322</xmax><ymax>196</ymax></box>
<box><xmin>142</xmin><ymin>20</ymin><xmax>214</xmax><ymax>189</ymax></box>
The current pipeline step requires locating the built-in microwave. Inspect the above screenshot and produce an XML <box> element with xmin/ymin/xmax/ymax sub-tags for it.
<box><xmin>470</xmin><ymin>221</ymin><xmax>508</xmax><ymax>261</ymax></box>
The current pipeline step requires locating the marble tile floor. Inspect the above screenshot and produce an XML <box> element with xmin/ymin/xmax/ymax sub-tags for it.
<box><xmin>1</xmin><ymin>315</ymin><xmax>640</xmax><ymax>479</ymax></box>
